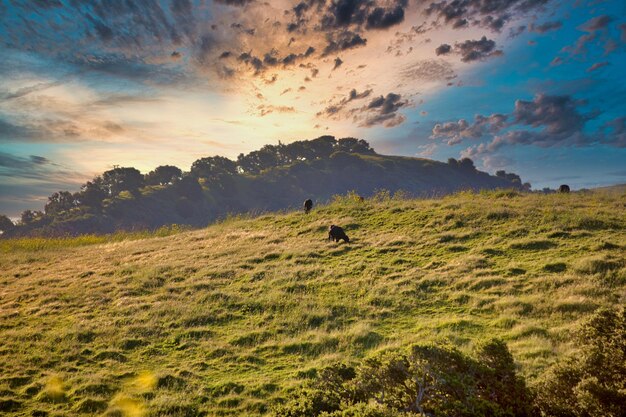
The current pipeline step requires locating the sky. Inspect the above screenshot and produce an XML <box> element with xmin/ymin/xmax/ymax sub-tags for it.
<box><xmin>0</xmin><ymin>0</ymin><xmax>625</xmax><ymax>217</ymax></box>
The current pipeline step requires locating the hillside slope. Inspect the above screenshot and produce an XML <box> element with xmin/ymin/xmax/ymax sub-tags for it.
<box><xmin>1</xmin><ymin>190</ymin><xmax>624</xmax><ymax>416</ymax></box>
<box><xmin>6</xmin><ymin>140</ymin><xmax>525</xmax><ymax>237</ymax></box>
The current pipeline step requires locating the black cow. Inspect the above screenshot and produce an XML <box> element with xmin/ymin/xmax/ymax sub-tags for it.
<box><xmin>559</xmin><ymin>184</ymin><xmax>570</xmax><ymax>193</ymax></box>
<box><xmin>328</xmin><ymin>225</ymin><xmax>350</xmax><ymax>243</ymax></box>
<box><xmin>303</xmin><ymin>199</ymin><xmax>313</xmax><ymax>214</ymax></box>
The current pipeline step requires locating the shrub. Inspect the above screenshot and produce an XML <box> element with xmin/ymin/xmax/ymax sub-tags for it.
<box><xmin>534</xmin><ymin>307</ymin><xmax>626</xmax><ymax>417</ymax></box>
<box><xmin>273</xmin><ymin>341</ymin><xmax>534</xmax><ymax>417</ymax></box>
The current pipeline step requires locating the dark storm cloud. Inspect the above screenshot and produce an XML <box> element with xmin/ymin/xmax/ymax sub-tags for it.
<box><xmin>435</xmin><ymin>43</ymin><xmax>451</xmax><ymax>55</ymax></box>
<box><xmin>316</xmin><ymin>88</ymin><xmax>372</xmax><ymax>117</ymax></box>
<box><xmin>213</xmin><ymin>0</ymin><xmax>256</xmax><ymax>7</ymax></box>
<box><xmin>366</xmin><ymin>5</ymin><xmax>405</xmax><ymax>29</ymax></box>
<box><xmin>321</xmin><ymin>31</ymin><xmax>367</xmax><ymax>56</ymax></box>
<box><xmin>455</xmin><ymin>36</ymin><xmax>503</xmax><ymax>62</ymax></box>
<box><xmin>359</xmin><ymin>92</ymin><xmax>409</xmax><ymax>127</ymax></box>
<box><xmin>434</xmin><ymin>94</ymin><xmax>623</xmax><ymax>159</ymax></box>
<box><xmin>423</xmin><ymin>0</ymin><xmax>550</xmax><ymax>33</ymax></box>
<box><xmin>292</xmin><ymin>0</ymin><xmax>407</xmax><ymax>34</ymax></box>
<box><xmin>529</xmin><ymin>20</ymin><xmax>562</xmax><ymax>33</ymax></box>
<box><xmin>431</xmin><ymin>114</ymin><xmax>507</xmax><ymax>145</ymax></box>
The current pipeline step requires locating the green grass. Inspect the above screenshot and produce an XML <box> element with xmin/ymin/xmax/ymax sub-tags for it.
<box><xmin>0</xmin><ymin>190</ymin><xmax>625</xmax><ymax>416</ymax></box>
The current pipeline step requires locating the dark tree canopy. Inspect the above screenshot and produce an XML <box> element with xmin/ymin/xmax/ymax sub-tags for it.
<box><xmin>101</xmin><ymin>167</ymin><xmax>145</xmax><ymax>196</ymax></box>
<box><xmin>145</xmin><ymin>165</ymin><xmax>183</xmax><ymax>186</ymax></box>
<box><xmin>0</xmin><ymin>214</ymin><xmax>15</xmax><ymax>233</ymax></box>
<box><xmin>190</xmin><ymin>156</ymin><xmax>237</xmax><ymax>179</ymax></box>
<box><xmin>44</xmin><ymin>191</ymin><xmax>77</xmax><ymax>216</ymax></box>
<box><xmin>20</xmin><ymin>210</ymin><xmax>43</xmax><ymax>225</ymax></box>
<box><xmin>76</xmin><ymin>180</ymin><xmax>107</xmax><ymax>208</ymax></box>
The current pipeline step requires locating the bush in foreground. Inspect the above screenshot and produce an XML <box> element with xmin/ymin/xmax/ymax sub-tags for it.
<box><xmin>274</xmin><ymin>339</ymin><xmax>534</xmax><ymax>417</ymax></box>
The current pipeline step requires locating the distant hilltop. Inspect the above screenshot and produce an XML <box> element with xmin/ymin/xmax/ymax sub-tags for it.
<box><xmin>0</xmin><ymin>136</ymin><xmax>527</xmax><ymax>238</ymax></box>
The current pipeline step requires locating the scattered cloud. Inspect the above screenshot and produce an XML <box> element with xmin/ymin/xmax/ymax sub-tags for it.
<box><xmin>529</xmin><ymin>20</ymin><xmax>562</xmax><ymax>33</ymax></box>
<box><xmin>586</xmin><ymin>61</ymin><xmax>609</xmax><ymax>72</ymax></box>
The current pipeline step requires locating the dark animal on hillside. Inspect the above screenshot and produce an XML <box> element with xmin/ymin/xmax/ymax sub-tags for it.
<box><xmin>328</xmin><ymin>225</ymin><xmax>350</xmax><ymax>243</ymax></box>
<box><xmin>559</xmin><ymin>184</ymin><xmax>570</xmax><ymax>193</ymax></box>
<box><xmin>303</xmin><ymin>199</ymin><xmax>313</xmax><ymax>214</ymax></box>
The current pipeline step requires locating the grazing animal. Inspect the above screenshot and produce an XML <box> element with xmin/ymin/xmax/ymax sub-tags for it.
<box><xmin>559</xmin><ymin>184</ymin><xmax>570</xmax><ymax>193</ymax></box>
<box><xmin>303</xmin><ymin>199</ymin><xmax>313</xmax><ymax>214</ymax></box>
<box><xmin>328</xmin><ymin>225</ymin><xmax>350</xmax><ymax>243</ymax></box>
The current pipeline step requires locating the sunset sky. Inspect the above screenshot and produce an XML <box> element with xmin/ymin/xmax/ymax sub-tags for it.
<box><xmin>1</xmin><ymin>0</ymin><xmax>625</xmax><ymax>216</ymax></box>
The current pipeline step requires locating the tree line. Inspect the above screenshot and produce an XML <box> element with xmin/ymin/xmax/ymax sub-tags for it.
<box><xmin>0</xmin><ymin>136</ymin><xmax>526</xmax><ymax>237</ymax></box>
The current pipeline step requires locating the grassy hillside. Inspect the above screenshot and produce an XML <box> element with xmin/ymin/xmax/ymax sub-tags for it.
<box><xmin>1</xmin><ymin>190</ymin><xmax>624</xmax><ymax>416</ymax></box>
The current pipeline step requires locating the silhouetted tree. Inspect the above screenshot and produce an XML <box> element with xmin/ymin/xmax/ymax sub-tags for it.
<box><xmin>44</xmin><ymin>191</ymin><xmax>77</xmax><ymax>215</ymax></box>
<box><xmin>20</xmin><ymin>210</ymin><xmax>43</xmax><ymax>225</ymax></box>
<box><xmin>458</xmin><ymin>157</ymin><xmax>476</xmax><ymax>171</ymax></box>
<box><xmin>0</xmin><ymin>214</ymin><xmax>15</xmax><ymax>234</ymax></box>
<box><xmin>76</xmin><ymin>180</ymin><xmax>107</xmax><ymax>208</ymax></box>
<box><xmin>173</xmin><ymin>175</ymin><xmax>203</xmax><ymax>201</ymax></box>
<box><xmin>145</xmin><ymin>165</ymin><xmax>182</xmax><ymax>185</ymax></box>
<box><xmin>101</xmin><ymin>167</ymin><xmax>144</xmax><ymax>196</ymax></box>
<box><xmin>448</xmin><ymin>157</ymin><xmax>459</xmax><ymax>167</ymax></box>
<box><xmin>237</xmin><ymin>145</ymin><xmax>288</xmax><ymax>174</ymax></box>
<box><xmin>336</xmin><ymin>137</ymin><xmax>375</xmax><ymax>154</ymax></box>
<box><xmin>191</xmin><ymin>156</ymin><xmax>237</xmax><ymax>179</ymax></box>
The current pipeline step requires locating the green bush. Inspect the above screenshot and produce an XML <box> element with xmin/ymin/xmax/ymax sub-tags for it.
<box><xmin>274</xmin><ymin>340</ymin><xmax>534</xmax><ymax>417</ymax></box>
<box><xmin>535</xmin><ymin>307</ymin><xmax>626</xmax><ymax>417</ymax></box>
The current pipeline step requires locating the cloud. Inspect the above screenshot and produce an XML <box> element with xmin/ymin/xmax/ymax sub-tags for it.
<box><xmin>455</xmin><ymin>36</ymin><xmax>503</xmax><ymax>62</ymax></box>
<box><xmin>423</xmin><ymin>0</ymin><xmax>551</xmax><ymax>33</ymax></box>
<box><xmin>586</xmin><ymin>61</ymin><xmax>609</xmax><ymax>72</ymax></box>
<box><xmin>434</xmin><ymin>94</ymin><xmax>622</xmax><ymax>162</ymax></box>
<box><xmin>255</xmin><ymin>104</ymin><xmax>296</xmax><ymax>116</ymax></box>
<box><xmin>318</xmin><ymin>0</ymin><xmax>408</xmax><ymax>31</ymax></box>
<box><xmin>316</xmin><ymin>88</ymin><xmax>373</xmax><ymax>118</ymax></box>
<box><xmin>601</xmin><ymin>117</ymin><xmax>626</xmax><ymax>148</ymax></box>
<box><xmin>399</xmin><ymin>59</ymin><xmax>456</xmax><ymax>82</ymax></box>
<box><xmin>366</xmin><ymin>5</ymin><xmax>405</xmax><ymax>29</ymax></box>
<box><xmin>0</xmin><ymin>151</ymin><xmax>87</xmax><ymax>216</ymax></box>
<box><xmin>431</xmin><ymin>114</ymin><xmax>507</xmax><ymax>145</ymax></box>
<box><xmin>580</xmin><ymin>15</ymin><xmax>613</xmax><ymax>32</ymax></box>
<box><xmin>359</xmin><ymin>93</ymin><xmax>409</xmax><ymax>127</ymax></box>
<box><xmin>333</xmin><ymin>57</ymin><xmax>344</xmax><ymax>70</ymax></box>
<box><xmin>321</xmin><ymin>31</ymin><xmax>367</xmax><ymax>56</ymax></box>
<box><xmin>529</xmin><ymin>20</ymin><xmax>562</xmax><ymax>33</ymax></box>
<box><xmin>214</xmin><ymin>0</ymin><xmax>255</xmax><ymax>6</ymax></box>
<box><xmin>557</xmin><ymin>14</ymin><xmax>617</xmax><ymax>61</ymax></box>
<box><xmin>435</xmin><ymin>43</ymin><xmax>452</xmax><ymax>55</ymax></box>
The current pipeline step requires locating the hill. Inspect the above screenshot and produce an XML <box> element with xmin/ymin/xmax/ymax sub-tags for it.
<box><xmin>1</xmin><ymin>190</ymin><xmax>624</xmax><ymax>416</ymax></box>
<box><xmin>1</xmin><ymin>137</ymin><xmax>526</xmax><ymax>237</ymax></box>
